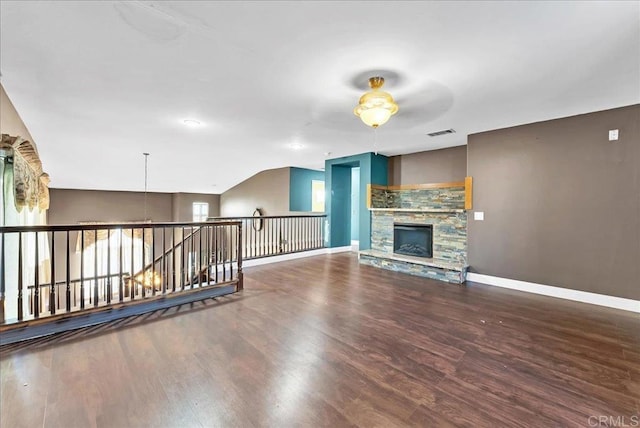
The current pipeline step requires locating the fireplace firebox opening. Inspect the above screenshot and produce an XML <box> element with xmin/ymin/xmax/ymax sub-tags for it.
<box><xmin>393</xmin><ymin>223</ymin><xmax>433</xmax><ymax>258</ymax></box>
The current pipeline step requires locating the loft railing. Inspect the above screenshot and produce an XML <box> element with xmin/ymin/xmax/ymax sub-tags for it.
<box><xmin>208</xmin><ymin>214</ymin><xmax>327</xmax><ymax>260</ymax></box>
<box><xmin>0</xmin><ymin>221</ymin><xmax>243</xmax><ymax>326</ymax></box>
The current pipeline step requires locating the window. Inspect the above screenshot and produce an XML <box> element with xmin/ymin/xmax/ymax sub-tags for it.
<box><xmin>193</xmin><ymin>202</ymin><xmax>209</xmax><ymax>222</ymax></box>
<box><xmin>311</xmin><ymin>180</ymin><xmax>325</xmax><ymax>212</ymax></box>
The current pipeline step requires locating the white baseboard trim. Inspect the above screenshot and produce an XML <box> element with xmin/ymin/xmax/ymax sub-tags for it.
<box><xmin>243</xmin><ymin>246</ymin><xmax>353</xmax><ymax>268</ymax></box>
<box><xmin>466</xmin><ymin>272</ymin><xmax>640</xmax><ymax>313</ymax></box>
<box><xmin>326</xmin><ymin>246</ymin><xmax>354</xmax><ymax>254</ymax></box>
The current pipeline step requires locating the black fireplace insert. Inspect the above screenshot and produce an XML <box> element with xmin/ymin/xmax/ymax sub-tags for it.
<box><xmin>393</xmin><ymin>223</ymin><xmax>433</xmax><ymax>258</ymax></box>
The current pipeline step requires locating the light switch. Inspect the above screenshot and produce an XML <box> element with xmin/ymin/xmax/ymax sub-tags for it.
<box><xmin>474</xmin><ymin>211</ymin><xmax>484</xmax><ymax>221</ymax></box>
<box><xmin>609</xmin><ymin>129</ymin><xmax>619</xmax><ymax>141</ymax></box>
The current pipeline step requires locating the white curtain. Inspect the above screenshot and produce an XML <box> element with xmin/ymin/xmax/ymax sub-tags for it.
<box><xmin>80</xmin><ymin>230</ymin><xmax>148</xmax><ymax>302</ymax></box>
<box><xmin>82</xmin><ymin>230</ymin><xmax>147</xmax><ymax>277</ymax></box>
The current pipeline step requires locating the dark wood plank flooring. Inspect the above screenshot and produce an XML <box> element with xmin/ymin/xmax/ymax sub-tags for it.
<box><xmin>1</xmin><ymin>253</ymin><xmax>638</xmax><ymax>427</ymax></box>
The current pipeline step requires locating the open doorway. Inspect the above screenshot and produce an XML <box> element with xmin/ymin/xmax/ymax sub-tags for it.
<box><xmin>325</xmin><ymin>152</ymin><xmax>388</xmax><ymax>250</ymax></box>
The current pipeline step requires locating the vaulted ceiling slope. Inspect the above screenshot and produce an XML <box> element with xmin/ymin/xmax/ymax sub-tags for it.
<box><xmin>1</xmin><ymin>1</ymin><xmax>638</xmax><ymax>193</ymax></box>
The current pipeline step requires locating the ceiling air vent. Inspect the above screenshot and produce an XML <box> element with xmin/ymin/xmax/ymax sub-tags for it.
<box><xmin>427</xmin><ymin>129</ymin><xmax>456</xmax><ymax>137</ymax></box>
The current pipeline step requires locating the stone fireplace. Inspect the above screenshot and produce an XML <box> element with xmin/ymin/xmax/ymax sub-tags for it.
<box><xmin>359</xmin><ymin>181</ymin><xmax>470</xmax><ymax>284</ymax></box>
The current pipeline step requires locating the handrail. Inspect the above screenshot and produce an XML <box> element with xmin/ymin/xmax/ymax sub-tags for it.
<box><xmin>208</xmin><ymin>214</ymin><xmax>326</xmax><ymax>221</ymax></box>
<box><xmin>0</xmin><ymin>220</ymin><xmax>240</xmax><ymax>234</ymax></box>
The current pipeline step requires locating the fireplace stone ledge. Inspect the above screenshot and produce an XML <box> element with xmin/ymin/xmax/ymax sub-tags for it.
<box><xmin>359</xmin><ymin>249</ymin><xmax>468</xmax><ymax>284</ymax></box>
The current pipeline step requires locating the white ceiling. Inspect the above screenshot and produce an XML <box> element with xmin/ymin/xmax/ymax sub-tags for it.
<box><xmin>1</xmin><ymin>1</ymin><xmax>638</xmax><ymax>193</ymax></box>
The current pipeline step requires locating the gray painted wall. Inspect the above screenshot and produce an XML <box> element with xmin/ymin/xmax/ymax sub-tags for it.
<box><xmin>388</xmin><ymin>145</ymin><xmax>467</xmax><ymax>185</ymax></box>
<box><xmin>49</xmin><ymin>189</ymin><xmax>220</xmax><ymax>224</ymax></box>
<box><xmin>48</xmin><ymin>189</ymin><xmax>173</xmax><ymax>224</ymax></box>
<box><xmin>467</xmin><ymin>104</ymin><xmax>639</xmax><ymax>300</ymax></box>
<box><xmin>220</xmin><ymin>167</ymin><xmax>291</xmax><ymax>216</ymax></box>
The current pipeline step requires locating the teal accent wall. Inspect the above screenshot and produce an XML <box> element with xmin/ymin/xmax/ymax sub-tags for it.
<box><xmin>351</xmin><ymin>167</ymin><xmax>360</xmax><ymax>241</ymax></box>
<box><xmin>289</xmin><ymin>167</ymin><xmax>325</xmax><ymax>212</ymax></box>
<box><xmin>325</xmin><ymin>152</ymin><xmax>388</xmax><ymax>249</ymax></box>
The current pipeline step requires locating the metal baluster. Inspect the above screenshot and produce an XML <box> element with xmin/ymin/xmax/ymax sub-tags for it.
<box><xmin>119</xmin><ymin>230</ymin><xmax>123</xmax><ymax>302</ymax></box>
<box><xmin>34</xmin><ymin>231</ymin><xmax>40</xmax><ymax>318</ymax></box>
<box><xmin>277</xmin><ymin>218</ymin><xmax>281</xmax><ymax>253</ymax></box>
<box><xmin>198</xmin><ymin>225</ymin><xmax>202</xmax><ymax>287</ymax></box>
<box><xmin>17</xmin><ymin>233</ymin><xmax>23</xmax><ymax>321</ymax></box>
<box><xmin>205</xmin><ymin>225</ymin><xmax>210</xmax><ymax>285</ymax></box>
<box><xmin>93</xmin><ymin>230</ymin><xmax>98</xmax><ymax>307</ymax></box>
<box><xmin>80</xmin><ymin>230</ymin><xmax>85</xmax><ymax>309</ymax></box>
<box><xmin>106</xmin><ymin>230</ymin><xmax>111</xmax><ymax>305</ymax></box>
<box><xmin>272</xmin><ymin>218</ymin><xmax>275</xmax><ymax>254</ymax></box>
<box><xmin>266</xmin><ymin>218</ymin><xmax>270</xmax><ymax>256</ymax></box>
<box><xmin>130</xmin><ymin>227</ymin><xmax>134</xmax><ymax>300</ymax></box>
<box><xmin>141</xmin><ymin>228</ymin><xmax>146</xmax><ymax>299</ymax></box>
<box><xmin>230</xmin><ymin>225</ymin><xmax>234</xmax><ymax>279</ymax></box>
<box><xmin>214</xmin><ymin>225</ymin><xmax>218</xmax><ymax>283</ymax></box>
<box><xmin>66</xmin><ymin>231</ymin><xmax>71</xmax><ymax>311</ymax></box>
<box><xmin>223</xmin><ymin>225</ymin><xmax>228</xmax><ymax>282</ymax></box>
<box><xmin>162</xmin><ymin>227</ymin><xmax>166</xmax><ymax>294</ymax></box>
<box><xmin>50</xmin><ymin>232</ymin><xmax>56</xmax><ymax>315</ymax></box>
<box><xmin>237</xmin><ymin>222</ymin><xmax>243</xmax><ymax>290</ymax></box>
<box><xmin>151</xmin><ymin>228</ymin><xmax>156</xmax><ymax>296</ymax></box>
<box><xmin>180</xmin><ymin>227</ymin><xmax>185</xmax><ymax>291</ymax></box>
<box><xmin>189</xmin><ymin>226</ymin><xmax>196</xmax><ymax>289</ymax></box>
<box><xmin>172</xmin><ymin>227</ymin><xmax>176</xmax><ymax>292</ymax></box>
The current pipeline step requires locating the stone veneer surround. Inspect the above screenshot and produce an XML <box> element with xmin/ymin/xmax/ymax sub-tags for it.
<box><xmin>360</xmin><ymin>184</ymin><xmax>468</xmax><ymax>283</ymax></box>
<box><xmin>371</xmin><ymin>211</ymin><xmax>467</xmax><ymax>264</ymax></box>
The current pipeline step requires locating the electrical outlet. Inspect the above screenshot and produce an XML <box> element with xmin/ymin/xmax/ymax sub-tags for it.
<box><xmin>474</xmin><ymin>211</ymin><xmax>484</xmax><ymax>221</ymax></box>
<box><xmin>609</xmin><ymin>129</ymin><xmax>619</xmax><ymax>141</ymax></box>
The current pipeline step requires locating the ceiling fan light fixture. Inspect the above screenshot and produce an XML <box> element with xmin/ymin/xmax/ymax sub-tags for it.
<box><xmin>354</xmin><ymin>76</ymin><xmax>399</xmax><ymax>128</ymax></box>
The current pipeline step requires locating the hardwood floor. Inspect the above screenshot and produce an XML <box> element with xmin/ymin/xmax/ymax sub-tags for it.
<box><xmin>1</xmin><ymin>253</ymin><xmax>638</xmax><ymax>427</ymax></box>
